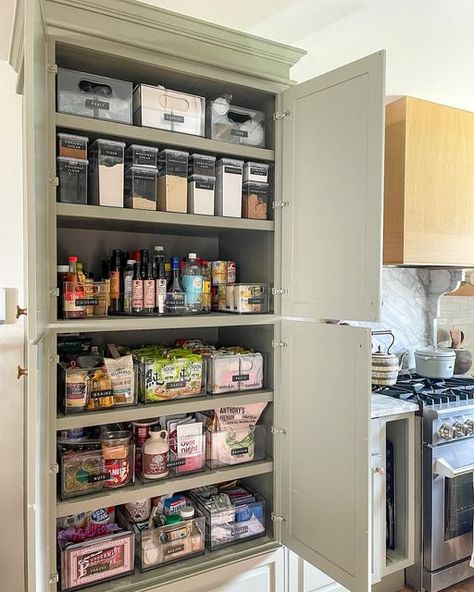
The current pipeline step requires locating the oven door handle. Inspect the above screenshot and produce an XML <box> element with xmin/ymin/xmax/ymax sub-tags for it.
<box><xmin>434</xmin><ymin>457</ymin><xmax>474</xmax><ymax>478</ymax></box>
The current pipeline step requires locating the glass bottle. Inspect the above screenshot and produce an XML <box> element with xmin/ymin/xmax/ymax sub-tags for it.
<box><xmin>154</xmin><ymin>246</ymin><xmax>167</xmax><ymax>315</ymax></box>
<box><xmin>63</xmin><ymin>256</ymin><xmax>85</xmax><ymax>319</ymax></box>
<box><xmin>165</xmin><ymin>256</ymin><xmax>186</xmax><ymax>314</ymax></box>
<box><xmin>143</xmin><ymin>263</ymin><xmax>156</xmax><ymax>313</ymax></box>
<box><xmin>122</xmin><ymin>259</ymin><xmax>135</xmax><ymax>314</ymax></box>
<box><xmin>132</xmin><ymin>262</ymin><xmax>144</xmax><ymax>313</ymax></box>
<box><xmin>109</xmin><ymin>249</ymin><xmax>122</xmax><ymax>313</ymax></box>
<box><xmin>181</xmin><ymin>253</ymin><xmax>203</xmax><ymax>313</ymax></box>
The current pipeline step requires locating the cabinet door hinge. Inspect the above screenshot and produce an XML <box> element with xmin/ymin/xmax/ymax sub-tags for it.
<box><xmin>272</xmin><ymin>111</ymin><xmax>290</xmax><ymax>121</ymax></box>
<box><xmin>49</xmin><ymin>464</ymin><xmax>59</xmax><ymax>474</ymax></box>
<box><xmin>271</xmin><ymin>512</ymin><xmax>287</xmax><ymax>523</ymax></box>
<box><xmin>49</xmin><ymin>355</ymin><xmax>60</xmax><ymax>364</ymax></box>
<box><xmin>49</xmin><ymin>176</ymin><xmax>59</xmax><ymax>187</ymax></box>
<box><xmin>49</xmin><ymin>287</ymin><xmax>59</xmax><ymax>297</ymax></box>
<box><xmin>49</xmin><ymin>573</ymin><xmax>59</xmax><ymax>586</ymax></box>
<box><xmin>272</xmin><ymin>201</ymin><xmax>289</xmax><ymax>209</ymax></box>
<box><xmin>271</xmin><ymin>340</ymin><xmax>288</xmax><ymax>348</ymax></box>
<box><xmin>271</xmin><ymin>426</ymin><xmax>288</xmax><ymax>437</ymax></box>
<box><xmin>272</xmin><ymin>287</ymin><xmax>288</xmax><ymax>296</ymax></box>
<box><xmin>47</xmin><ymin>64</ymin><xmax>58</xmax><ymax>75</ymax></box>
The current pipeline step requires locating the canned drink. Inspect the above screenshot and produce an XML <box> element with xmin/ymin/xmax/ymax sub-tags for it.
<box><xmin>211</xmin><ymin>261</ymin><xmax>228</xmax><ymax>285</ymax></box>
<box><xmin>227</xmin><ymin>261</ymin><xmax>237</xmax><ymax>284</ymax></box>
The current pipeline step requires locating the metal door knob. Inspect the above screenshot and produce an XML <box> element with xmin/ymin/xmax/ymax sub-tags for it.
<box><xmin>16</xmin><ymin>305</ymin><xmax>27</xmax><ymax>319</ymax></box>
<box><xmin>16</xmin><ymin>366</ymin><xmax>28</xmax><ymax>380</ymax></box>
<box><xmin>373</xmin><ymin>466</ymin><xmax>385</xmax><ymax>475</ymax></box>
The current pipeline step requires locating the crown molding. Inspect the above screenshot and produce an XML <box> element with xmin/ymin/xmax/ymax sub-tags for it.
<box><xmin>42</xmin><ymin>0</ymin><xmax>306</xmax><ymax>84</ymax></box>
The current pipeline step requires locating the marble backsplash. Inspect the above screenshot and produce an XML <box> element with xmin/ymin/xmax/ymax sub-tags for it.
<box><xmin>351</xmin><ymin>268</ymin><xmax>463</xmax><ymax>370</ymax></box>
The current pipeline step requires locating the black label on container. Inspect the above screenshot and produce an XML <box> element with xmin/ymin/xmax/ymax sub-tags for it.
<box><xmin>232</xmin><ymin>374</ymin><xmax>250</xmax><ymax>382</ymax></box>
<box><xmin>132</xmin><ymin>170</ymin><xmax>156</xmax><ymax>182</ymax></box>
<box><xmin>166</xmin><ymin>380</ymin><xmax>186</xmax><ymax>390</ymax></box>
<box><xmin>85</xmin><ymin>99</ymin><xmax>109</xmax><ymax>110</ymax></box>
<box><xmin>245</xmin><ymin>185</ymin><xmax>268</xmax><ymax>200</ymax></box>
<box><xmin>224</xmin><ymin>166</ymin><xmax>242</xmax><ymax>175</ymax></box>
<box><xmin>167</xmin><ymin>458</ymin><xmax>186</xmax><ymax>468</ymax></box>
<box><xmin>60</xmin><ymin>161</ymin><xmax>87</xmax><ymax>174</ymax></box>
<box><xmin>165</xmin><ymin>544</ymin><xmax>185</xmax><ymax>556</ymax></box>
<box><xmin>88</xmin><ymin>472</ymin><xmax>110</xmax><ymax>483</ymax></box>
<box><xmin>231</xmin><ymin>447</ymin><xmax>249</xmax><ymax>456</ymax></box>
<box><xmin>250</xmin><ymin>167</ymin><xmax>267</xmax><ymax>176</ymax></box>
<box><xmin>75</xmin><ymin>298</ymin><xmax>99</xmax><ymax>306</ymax></box>
<box><xmin>231</xmin><ymin>129</ymin><xmax>248</xmax><ymax>138</ymax></box>
<box><xmin>89</xmin><ymin>389</ymin><xmax>113</xmax><ymax>399</ymax></box>
<box><xmin>62</xmin><ymin>138</ymin><xmax>87</xmax><ymax>150</ymax></box>
<box><xmin>231</xmin><ymin>525</ymin><xmax>248</xmax><ymax>536</ymax></box>
<box><xmin>160</xmin><ymin>154</ymin><xmax>188</xmax><ymax>178</ymax></box>
<box><xmin>131</xmin><ymin>149</ymin><xmax>156</xmax><ymax>166</ymax></box>
<box><xmin>195</xmin><ymin>180</ymin><xmax>215</xmax><ymax>191</ymax></box>
<box><xmin>247</xmin><ymin>297</ymin><xmax>263</xmax><ymax>305</ymax></box>
<box><xmin>99</xmin><ymin>144</ymin><xmax>123</xmax><ymax>160</ymax></box>
<box><xmin>164</xmin><ymin>113</ymin><xmax>185</xmax><ymax>123</ymax></box>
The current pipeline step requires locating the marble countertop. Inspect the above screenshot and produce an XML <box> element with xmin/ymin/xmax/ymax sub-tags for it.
<box><xmin>371</xmin><ymin>393</ymin><xmax>419</xmax><ymax>419</ymax></box>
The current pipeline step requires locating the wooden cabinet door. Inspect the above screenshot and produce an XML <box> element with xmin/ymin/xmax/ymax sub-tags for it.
<box><xmin>279</xmin><ymin>321</ymin><xmax>372</xmax><ymax>592</ymax></box>
<box><xmin>281</xmin><ymin>52</ymin><xmax>385</xmax><ymax>322</ymax></box>
<box><xmin>23</xmin><ymin>0</ymin><xmax>50</xmax><ymax>341</ymax></box>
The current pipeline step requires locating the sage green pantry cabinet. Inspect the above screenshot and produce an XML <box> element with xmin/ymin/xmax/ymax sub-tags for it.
<box><xmin>11</xmin><ymin>0</ymin><xmax>385</xmax><ymax>591</ymax></box>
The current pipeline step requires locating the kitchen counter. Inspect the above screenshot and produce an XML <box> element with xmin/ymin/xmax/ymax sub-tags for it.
<box><xmin>371</xmin><ymin>393</ymin><xmax>419</xmax><ymax>418</ymax></box>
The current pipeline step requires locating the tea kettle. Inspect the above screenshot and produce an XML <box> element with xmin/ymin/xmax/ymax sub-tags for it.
<box><xmin>372</xmin><ymin>330</ymin><xmax>406</xmax><ymax>386</ymax></box>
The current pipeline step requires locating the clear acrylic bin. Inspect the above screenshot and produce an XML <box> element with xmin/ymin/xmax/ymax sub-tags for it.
<box><xmin>208</xmin><ymin>99</ymin><xmax>266</xmax><ymax>148</ymax></box>
<box><xmin>190</xmin><ymin>486</ymin><xmax>266</xmax><ymax>550</ymax></box>
<box><xmin>59</xmin><ymin>529</ymin><xmax>134</xmax><ymax>590</ymax></box>
<box><xmin>117</xmin><ymin>506</ymin><xmax>205</xmax><ymax>571</ymax></box>
<box><xmin>59</xmin><ymin>445</ymin><xmax>135</xmax><ymax>499</ymax></box>
<box><xmin>206</xmin><ymin>425</ymin><xmax>267</xmax><ymax>469</ymax></box>
<box><xmin>135</xmin><ymin>352</ymin><xmax>205</xmax><ymax>403</ymax></box>
<box><xmin>62</xmin><ymin>281</ymin><xmax>108</xmax><ymax>319</ymax></box>
<box><xmin>218</xmin><ymin>283</ymin><xmax>269</xmax><ymax>314</ymax></box>
<box><xmin>206</xmin><ymin>350</ymin><xmax>264</xmax><ymax>394</ymax></box>
<box><xmin>57</xmin><ymin>68</ymin><xmax>133</xmax><ymax>124</ymax></box>
<box><xmin>133</xmin><ymin>84</ymin><xmax>205</xmax><ymax>136</ymax></box>
<box><xmin>57</xmin><ymin>157</ymin><xmax>88</xmax><ymax>205</ymax></box>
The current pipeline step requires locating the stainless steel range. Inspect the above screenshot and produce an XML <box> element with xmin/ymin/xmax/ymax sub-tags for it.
<box><xmin>374</xmin><ymin>375</ymin><xmax>474</xmax><ymax>592</ymax></box>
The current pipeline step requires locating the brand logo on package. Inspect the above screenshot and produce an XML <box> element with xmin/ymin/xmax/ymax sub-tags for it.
<box><xmin>85</xmin><ymin>99</ymin><xmax>110</xmax><ymax>110</ymax></box>
<box><xmin>231</xmin><ymin>129</ymin><xmax>248</xmax><ymax>138</ymax></box>
<box><xmin>164</xmin><ymin>113</ymin><xmax>185</xmax><ymax>123</ymax></box>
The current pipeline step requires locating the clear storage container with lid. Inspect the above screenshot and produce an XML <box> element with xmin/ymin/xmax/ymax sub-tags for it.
<box><xmin>243</xmin><ymin>161</ymin><xmax>269</xmax><ymax>183</ymax></box>
<box><xmin>208</xmin><ymin>98</ymin><xmax>266</xmax><ymax>148</ymax></box>
<box><xmin>157</xmin><ymin>149</ymin><xmax>189</xmax><ymax>213</ymax></box>
<box><xmin>189</xmin><ymin>153</ymin><xmax>216</xmax><ymax>177</ymax></box>
<box><xmin>125</xmin><ymin>165</ymin><xmax>158</xmax><ymax>210</ymax></box>
<box><xmin>242</xmin><ymin>181</ymin><xmax>269</xmax><ymax>220</ymax></box>
<box><xmin>89</xmin><ymin>139</ymin><xmax>125</xmax><ymax>207</ymax></box>
<box><xmin>216</xmin><ymin>158</ymin><xmax>244</xmax><ymax>218</ymax></box>
<box><xmin>57</xmin><ymin>133</ymin><xmax>89</xmax><ymax>159</ymax></box>
<box><xmin>188</xmin><ymin>175</ymin><xmax>215</xmax><ymax>215</ymax></box>
<box><xmin>57</xmin><ymin>157</ymin><xmax>88</xmax><ymax>204</ymax></box>
<box><xmin>125</xmin><ymin>144</ymin><xmax>159</xmax><ymax>168</ymax></box>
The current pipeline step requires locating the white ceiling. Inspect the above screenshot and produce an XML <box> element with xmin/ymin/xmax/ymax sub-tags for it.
<box><xmin>0</xmin><ymin>0</ymin><xmax>16</xmax><ymax>60</ymax></box>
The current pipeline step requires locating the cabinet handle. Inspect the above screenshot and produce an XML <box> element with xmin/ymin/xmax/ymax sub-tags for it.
<box><xmin>16</xmin><ymin>305</ymin><xmax>27</xmax><ymax>319</ymax></box>
<box><xmin>17</xmin><ymin>366</ymin><xmax>28</xmax><ymax>380</ymax></box>
<box><xmin>373</xmin><ymin>466</ymin><xmax>385</xmax><ymax>475</ymax></box>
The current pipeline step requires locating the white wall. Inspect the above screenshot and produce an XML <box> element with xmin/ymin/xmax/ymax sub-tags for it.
<box><xmin>0</xmin><ymin>58</ymin><xmax>25</xmax><ymax>591</ymax></box>
<box><xmin>255</xmin><ymin>0</ymin><xmax>474</xmax><ymax>112</ymax></box>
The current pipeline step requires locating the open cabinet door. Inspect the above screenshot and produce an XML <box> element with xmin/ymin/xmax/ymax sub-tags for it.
<box><xmin>281</xmin><ymin>52</ymin><xmax>385</xmax><ymax>322</ymax></box>
<box><xmin>24</xmin><ymin>0</ymin><xmax>50</xmax><ymax>341</ymax></box>
<box><xmin>279</xmin><ymin>321</ymin><xmax>372</xmax><ymax>592</ymax></box>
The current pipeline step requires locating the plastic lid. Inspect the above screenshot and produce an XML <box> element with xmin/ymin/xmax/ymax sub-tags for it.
<box><xmin>90</xmin><ymin>139</ymin><xmax>126</xmax><ymax>149</ymax></box>
<box><xmin>126</xmin><ymin>165</ymin><xmax>158</xmax><ymax>175</ymax></box>
<box><xmin>190</xmin><ymin>153</ymin><xmax>216</xmax><ymax>161</ymax></box>
<box><xmin>57</xmin><ymin>156</ymin><xmax>89</xmax><ymax>164</ymax></box>
<box><xmin>243</xmin><ymin>180</ymin><xmax>269</xmax><ymax>188</ymax></box>
<box><xmin>180</xmin><ymin>506</ymin><xmax>195</xmax><ymax>519</ymax></box>
<box><xmin>57</xmin><ymin>265</ymin><xmax>69</xmax><ymax>272</ymax></box>
<box><xmin>126</xmin><ymin>144</ymin><xmax>159</xmax><ymax>153</ymax></box>
<box><xmin>159</xmin><ymin>148</ymin><xmax>189</xmax><ymax>157</ymax></box>
<box><xmin>188</xmin><ymin>253</ymin><xmax>197</xmax><ymax>259</ymax></box>
<box><xmin>165</xmin><ymin>514</ymin><xmax>183</xmax><ymax>525</ymax></box>
<box><xmin>217</xmin><ymin>158</ymin><xmax>244</xmax><ymax>167</ymax></box>
<box><xmin>188</xmin><ymin>174</ymin><xmax>216</xmax><ymax>183</ymax></box>
<box><xmin>154</xmin><ymin>246</ymin><xmax>165</xmax><ymax>252</ymax></box>
<box><xmin>415</xmin><ymin>347</ymin><xmax>456</xmax><ymax>358</ymax></box>
<box><xmin>58</xmin><ymin>132</ymin><xmax>89</xmax><ymax>142</ymax></box>
<box><xmin>68</xmin><ymin>256</ymin><xmax>78</xmax><ymax>262</ymax></box>
<box><xmin>244</xmin><ymin>161</ymin><xmax>269</xmax><ymax>169</ymax></box>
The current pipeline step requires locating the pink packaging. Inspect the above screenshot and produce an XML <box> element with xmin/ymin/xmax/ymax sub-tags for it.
<box><xmin>61</xmin><ymin>531</ymin><xmax>134</xmax><ymax>589</ymax></box>
<box><xmin>207</xmin><ymin>351</ymin><xmax>263</xmax><ymax>394</ymax></box>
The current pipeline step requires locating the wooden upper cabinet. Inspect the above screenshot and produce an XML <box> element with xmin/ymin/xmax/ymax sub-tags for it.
<box><xmin>384</xmin><ymin>96</ymin><xmax>474</xmax><ymax>266</ymax></box>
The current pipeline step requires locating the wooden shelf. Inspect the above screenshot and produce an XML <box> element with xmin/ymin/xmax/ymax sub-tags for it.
<box><xmin>56</xmin><ymin>460</ymin><xmax>273</xmax><ymax>517</ymax></box>
<box><xmin>80</xmin><ymin>536</ymin><xmax>279</xmax><ymax>592</ymax></box>
<box><xmin>49</xmin><ymin>313</ymin><xmax>276</xmax><ymax>333</ymax></box>
<box><xmin>56</xmin><ymin>113</ymin><xmax>275</xmax><ymax>161</ymax></box>
<box><xmin>56</xmin><ymin>203</ymin><xmax>274</xmax><ymax>236</ymax></box>
<box><xmin>57</xmin><ymin>389</ymin><xmax>274</xmax><ymax>429</ymax></box>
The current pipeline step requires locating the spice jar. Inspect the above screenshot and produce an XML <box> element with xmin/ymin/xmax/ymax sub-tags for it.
<box><xmin>101</xmin><ymin>430</ymin><xmax>131</xmax><ymax>460</ymax></box>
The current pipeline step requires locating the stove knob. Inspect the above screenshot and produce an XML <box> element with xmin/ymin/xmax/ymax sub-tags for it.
<box><xmin>438</xmin><ymin>423</ymin><xmax>454</xmax><ymax>440</ymax></box>
<box><xmin>453</xmin><ymin>421</ymin><xmax>469</xmax><ymax>438</ymax></box>
<box><xmin>465</xmin><ymin>419</ymin><xmax>474</xmax><ymax>435</ymax></box>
